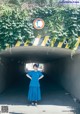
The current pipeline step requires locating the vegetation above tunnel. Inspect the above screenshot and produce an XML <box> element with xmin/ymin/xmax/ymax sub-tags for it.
<box><xmin>0</xmin><ymin>0</ymin><xmax>80</xmax><ymax>50</ymax></box>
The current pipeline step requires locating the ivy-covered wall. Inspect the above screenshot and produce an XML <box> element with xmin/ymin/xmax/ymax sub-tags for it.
<box><xmin>32</xmin><ymin>7</ymin><xmax>80</xmax><ymax>49</ymax></box>
<box><xmin>0</xmin><ymin>5</ymin><xmax>80</xmax><ymax>50</ymax></box>
<box><xmin>0</xmin><ymin>5</ymin><xmax>34</xmax><ymax>50</ymax></box>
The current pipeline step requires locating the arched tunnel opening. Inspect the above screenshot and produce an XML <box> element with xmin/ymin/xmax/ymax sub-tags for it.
<box><xmin>0</xmin><ymin>46</ymin><xmax>80</xmax><ymax>109</ymax></box>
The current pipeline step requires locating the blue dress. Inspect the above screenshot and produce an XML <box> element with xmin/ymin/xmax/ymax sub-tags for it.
<box><xmin>27</xmin><ymin>70</ymin><xmax>43</xmax><ymax>101</ymax></box>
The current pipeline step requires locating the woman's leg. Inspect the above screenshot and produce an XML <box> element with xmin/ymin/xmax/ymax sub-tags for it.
<box><xmin>34</xmin><ymin>101</ymin><xmax>38</xmax><ymax>106</ymax></box>
<box><xmin>31</xmin><ymin>101</ymin><xmax>35</xmax><ymax>106</ymax></box>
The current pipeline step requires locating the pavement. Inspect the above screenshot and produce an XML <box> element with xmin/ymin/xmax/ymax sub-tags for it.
<box><xmin>0</xmin><ymin>79</ymin><xmax>80</xmax><ymax>114</ymax></box>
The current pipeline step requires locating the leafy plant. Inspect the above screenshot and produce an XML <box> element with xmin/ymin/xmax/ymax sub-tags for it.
<box><xmin>0</xmin><ymin>6</ymin><xmax>34</xmax><ymax>50</ymax></box>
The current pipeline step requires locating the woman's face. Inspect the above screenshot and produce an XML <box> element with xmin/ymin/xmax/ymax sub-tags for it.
<box><xmin>33</xmin><ymin>66</ymin><xmax>38</xmax><ymax>70</ymax></box>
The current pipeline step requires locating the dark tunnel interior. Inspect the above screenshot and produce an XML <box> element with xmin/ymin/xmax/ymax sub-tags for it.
<box><xmin>0</xmin><ymin>46</ymin><xmax>80</xmax><ymax>111</ymax></box>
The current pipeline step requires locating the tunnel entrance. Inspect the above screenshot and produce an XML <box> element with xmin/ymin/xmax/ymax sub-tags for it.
<box><xmin>0</xmin><ymin>46</ymin><xmax>80</xmax><ymax>113</ymax></box>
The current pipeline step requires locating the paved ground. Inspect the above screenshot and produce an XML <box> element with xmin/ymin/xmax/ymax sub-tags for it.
<box><xmin>0</xmin><ymin>79</ymin><xmax>80</xmax><ymax>114</ymax></box>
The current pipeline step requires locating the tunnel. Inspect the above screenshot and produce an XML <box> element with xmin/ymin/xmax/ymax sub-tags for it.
<box><xmin>0</xmin><ymin>46</ymin><xmax>80</xmax><ymax>110</ymax></box>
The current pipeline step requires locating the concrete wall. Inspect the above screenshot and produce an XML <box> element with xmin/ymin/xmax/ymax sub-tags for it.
<box><xmin>0</xmin><ymin>58</ymin><xmax>21</xmax><ymax>93</ymax></box>
<box><xmin>59</xmin><ymin>54</ymin><xmax>80</xmax><ymax>100</ymax></box>
<box><xmin>0</xmin><ymin>57</ymin><xmax>7</xmax><ymax>93</ymax></box>
<box><xmin>0</xmin><ymin>64</ymin><xmax>6</xmax><ymax>93</ymax></box>
<box><xmin>44</xmin><ymin>54</ymin><xmax>80</xmax><ymax>100</ymax></box>
<box><xmin>5</xmin><ymin>60</ymin><xmax>19</xmax><ymax>87</ymax></box>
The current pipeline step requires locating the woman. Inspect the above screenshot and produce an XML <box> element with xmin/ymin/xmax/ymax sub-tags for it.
<box><xmin>26</xmin><ymin>64</ymin><xmax>44</xmax><ymax>106</ymax></box>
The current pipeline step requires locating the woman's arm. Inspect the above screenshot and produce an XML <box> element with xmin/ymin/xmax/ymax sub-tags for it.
<box><xmin>26</xmin><ymin>74</ymin><xmax>32</xmax><ymax>80</ymax></box>
<box><xmin>38</xmin><ymin>75</ymin><xmax>44</xmax><ymax>80</ymax></box>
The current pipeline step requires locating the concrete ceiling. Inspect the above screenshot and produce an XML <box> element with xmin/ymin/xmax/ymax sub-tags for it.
<box><xmin>0</xmin><ymin>46</ymin><xmax>77</xmax><ymax>63</ymax></box>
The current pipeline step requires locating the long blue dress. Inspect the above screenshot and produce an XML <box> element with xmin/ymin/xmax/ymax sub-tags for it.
<box><xmin>27</xmin><ymin>70</ymin><xmax>43</xmax><ymax>101</ymax></box>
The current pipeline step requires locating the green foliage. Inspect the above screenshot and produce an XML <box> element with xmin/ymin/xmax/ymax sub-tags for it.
<box><xmin>0</xmin><ymin>6</ymin><xmax>34</xmax><ymax>50</ymax></box>
<box><xmin>2</xmin><ymin>0</ymin><xmax>62</xmax><ymax>7</ymax></box>
<box><xmin>0</xmin><ymin>4</ymin><xmax>80</xmax><ymax>50</ymax></box>
<box><xmin>8</xmin><ymin>0</ymin><xmax>21</xmax><ymax>5</ymax></box>
<box><xmin>31</xmin><ymin>6</ymin><xmax>80</xmax><ymax>49</ymax></box>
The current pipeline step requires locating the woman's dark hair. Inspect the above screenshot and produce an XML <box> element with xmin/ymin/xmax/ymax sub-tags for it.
<box><xmin>33</xmin><ymin>64</ymin><xmax>39</xmax><ymax>68</ymax></box>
